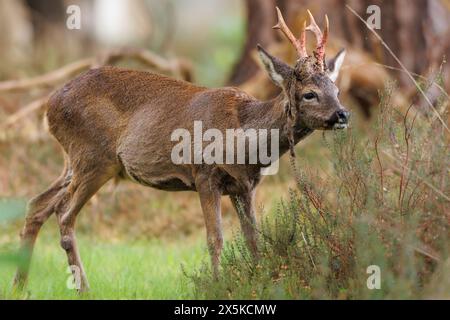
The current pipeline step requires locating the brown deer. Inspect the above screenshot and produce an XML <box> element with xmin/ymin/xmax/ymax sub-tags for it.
<box><xmin>14</xmin><ymin>7</ymin><xmax>349</xmax><ymax>291</ymax></box>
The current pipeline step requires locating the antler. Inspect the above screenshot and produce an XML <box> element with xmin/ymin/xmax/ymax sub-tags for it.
<box><xmin>272</xmin><ymin>7</ymin><xmax>330</xmax><ymax>70</ymax></box>
<box><xmin>273</xmin><ymin>7</ymin><xmax>308</xmax><ymax>59</ymax></box>
<box><xmin>305</xmin><ymin>10</ymin><xmax>329</xmax><ymax>70</ymax></box>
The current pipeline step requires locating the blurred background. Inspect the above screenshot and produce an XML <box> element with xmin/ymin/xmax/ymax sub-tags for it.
<box><xmin>0</xmin><ymin>0</ymin><xmax>449</xmax><ymax>299</ymax></box>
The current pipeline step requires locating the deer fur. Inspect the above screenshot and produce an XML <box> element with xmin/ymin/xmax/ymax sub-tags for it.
<box><xmin>14</xmin><ymin>9</ymin><xmax>349</xmax><ymax>292</ymax></box>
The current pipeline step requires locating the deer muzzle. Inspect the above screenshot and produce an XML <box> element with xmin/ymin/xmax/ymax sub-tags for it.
<box><xmin>329</xmin><ymin>108</ymin><xmax>350</xmax><ymax>129</ymax></box>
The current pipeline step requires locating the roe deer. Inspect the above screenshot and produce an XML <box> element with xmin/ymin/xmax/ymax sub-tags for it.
<box><xmin>14</xmin><ymin>7</ymin><xmax>349</xmax><ymax>291</ymax></box>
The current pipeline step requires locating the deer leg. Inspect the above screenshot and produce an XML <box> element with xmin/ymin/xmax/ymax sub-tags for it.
<box><xmin>13</xmin><ymin>168</ymin><xmax>71</xmax><ymax>289</ymax></box>
<box><xmin>56</xmin><ymin>169</ymin><xmax>113</xmax><ymax>292</ymax></box>
<box><xmin>230</xmin><ymin>190</ymin><xmax>259</xmax><ymax>258</ymax></box>
<box><xmin>196</xmin><ymin>177</ymin><xmax>223</xmax><ymax>278</ymax></box>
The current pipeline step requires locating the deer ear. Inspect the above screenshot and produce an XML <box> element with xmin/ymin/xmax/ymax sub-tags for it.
<box><xmin>327</xmin><ymin>49</ymin><xmax>346</xmax><ymax>82</ymax></box>
<box><xmin>257</xmin><ymin>44</ymin><xmax>292</xmax><ymax>88</ymax></box>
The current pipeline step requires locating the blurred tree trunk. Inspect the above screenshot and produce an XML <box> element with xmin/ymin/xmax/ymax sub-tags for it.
<box><xmin>24</xmin><ymin>0</ymin><xmax>66</xmax><ymax>37</ymax></box>
<box><xmin>228</xmin><ymin>0</ymin><xmax>277</xmax><ymax>85</ymax></box>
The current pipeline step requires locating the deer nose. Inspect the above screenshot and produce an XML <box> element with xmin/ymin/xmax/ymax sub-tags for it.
<box><xmin>336</xmin><ymin>109</ymin><xmax>350</xmax><ymax>124</ymax></box>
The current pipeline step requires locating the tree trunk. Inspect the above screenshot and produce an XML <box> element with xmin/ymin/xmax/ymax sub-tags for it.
<box><xmin>24</xmin><ymin>0</ymin><xmax>66</xmax><ymax>37</ymax></box>
<box><xmin>228</xmin><ymin>0</ymin><xmax>277</xmax><ymax>85</ymax></box>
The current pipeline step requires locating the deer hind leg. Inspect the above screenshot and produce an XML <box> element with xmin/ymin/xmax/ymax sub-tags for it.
<box><xmin>196</xmin><ymin>175</ymin><xmax>223</xmax><ymax>278</ymax></box>
<box><xmin>13</xmin><ymin>166</ymin><xmax>71</xmax><ymax>289</ymax></box>
<box><xmin>230</xmin><ymin>191</ymin><xmax>259</xmax><ymax>258</ymax></box>
<box><xmin>55</xmin><ymin>166</ymin><xmax>115</xmax><ymax>292</ymax></box>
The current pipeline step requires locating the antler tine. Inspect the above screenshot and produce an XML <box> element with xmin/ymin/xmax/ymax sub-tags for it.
<box><xmin>305</xmin><ymin>10</ymin><xmax>323</xmax><ymax>43</ymax></box>
<box><xmin>323</xmin><ymin>15</ymin><xmax>329</xmax><ymax>50</ymax></box>
<box><xmin>299</xmin><ymin>20</ymin><xmax>307</xmax><ymax>57</ymax></box>
<box><xmin>305</xmin><ymin>10</ymin><xmax>329</xmax><ymax>70</ymax></box>
<box><xmin>273</xmin><ymin>7</ymin><xmax>307</xmax><ymax>58</ymax></box>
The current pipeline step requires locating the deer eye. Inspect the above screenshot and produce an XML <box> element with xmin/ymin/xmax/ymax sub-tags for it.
<box><xmin>303</xmin><ymin>92</ymin><xmax>317</xmax><ymax>101</ymax></box>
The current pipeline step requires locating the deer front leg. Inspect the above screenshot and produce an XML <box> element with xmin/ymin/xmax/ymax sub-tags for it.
<box><xmin>196</xmin><ymin>176</ymin><xmax>223</xmax><ymax>278</ymax></box>
<box><xmin>230</xmin><ymin>190</ymin><xmax>259</xmax><ymax>259</ymax></box>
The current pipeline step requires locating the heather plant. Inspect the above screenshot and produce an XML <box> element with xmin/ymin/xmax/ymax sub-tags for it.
<box><xmin>189</xmin><ymin>82</ymin><xmax>449</xmax><ymax>299</ymax></box>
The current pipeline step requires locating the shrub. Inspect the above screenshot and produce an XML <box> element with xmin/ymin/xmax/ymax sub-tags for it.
<box><xmin>188</xmin><ymin>83</ymin><xmax>449</xmax><ymax>299</ymax></box>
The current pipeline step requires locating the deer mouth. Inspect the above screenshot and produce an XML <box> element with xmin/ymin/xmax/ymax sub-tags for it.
<box><xmin>325</xmin><ymin>117</ymin><xmax>348</xmax><ymax>130</ymax></box>
<box><xmin>333</xmin><ymin>122</ymin><xmax>348</xmax><ymax>130</ymax></box>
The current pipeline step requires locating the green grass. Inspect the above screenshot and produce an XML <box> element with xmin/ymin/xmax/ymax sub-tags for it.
<box><xmin>0</xmin><ymin>223</ymin><xmax>208</xmax><ymax>300</ymax></box>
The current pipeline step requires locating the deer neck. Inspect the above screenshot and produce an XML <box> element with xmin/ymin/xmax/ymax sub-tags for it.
<box><xmin>239</xmin><ymin>93</ymin><xmax>313</xmax><ymax>160</ymax></box>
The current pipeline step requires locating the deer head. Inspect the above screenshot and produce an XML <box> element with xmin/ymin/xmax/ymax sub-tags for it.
<box><xmin>257</xmin><ymin>7</ymin><xmax>349</xmax><ymax>131</ymax></box>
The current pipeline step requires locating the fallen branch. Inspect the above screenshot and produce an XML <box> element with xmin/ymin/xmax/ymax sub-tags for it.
<box><xmin>0</xmin><ymin>58</ymin><xmax>93</xmax><ymax>93</ymax></box>
<box><xmin>92</xmin><ymin>48</ymin><xmax>193</xmax><ymax>81</ymax></box>
<box><xmin>0</xmin><ymin>48</ymin><xmax>193</xmax><ymax>93</ymax></box>
<box><xmin>1</xmin><ymin>95</ymin><xmax>49</xmax><ymax>129</ymax></box>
